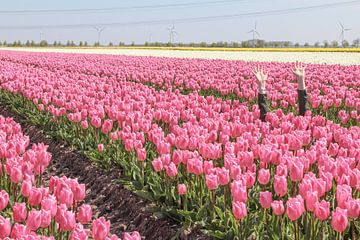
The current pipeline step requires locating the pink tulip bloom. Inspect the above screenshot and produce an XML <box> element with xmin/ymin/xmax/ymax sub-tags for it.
<box><xmin>217</xmin><ymin>167</ymin><xmax>230</xmax><ymax>186</ymax></box>
<box><xmin>151</xmin><ymin>158</ymin><xmax>163</xmax><ymax>172</ymax></box>
<box><xmin>271</xmin><ymin>200</ymin><xmax>285</xmax><ymax>216</ymax></box>
<box><xmin>232</xmin><ymin>201</ymin><xmax>247</xmax><ymax>220</ymax></box>
<box><xmin>347</xmin><ymin>199</ymin><xmax>360</xmax><ymax>219</ymax></box>
<box><xmin>13</xmin><ymin>202</ymin><xmax>27</xmax><ymax>223</ymax></box>
<box><xmin>26</xmin><ymin>209</ymin><xmax>42</xmax><ymax>231</ymax></box>
<box><xmin>0</xmin><ymin>216</ymin><xmax>11</xmax><ymax>238</ymax></box>
<box><xmin>274</xmin><ymin>175</ymin><xmax>287</xmax><ymax>197</ymax></box>
<box><xmin>0</xmin><ymin>190</ymin><xmax>9</xmax><ymax>211</ymax></box>
<box><xmin>305</xmin><ymin>191</ymin><xmax>318</xmax><ymax>212</ymax></box>
<box><xmin>10</xmin><ymin>223</ymin><xmax>27</xmax><ymax>239</ymax></box>
<box><xmin>289</xmin><ymin>160</ymin><xmax>304</xmax><ymax>182</ymax></box>
<box><xmin>77</xmin><ymin>204</ymin><xmax>93</xmax><ymax>224</ymax></box>
<box><xmin>92</xmin><ymin>217</ymin><xmax>110</xmax><ymax>240</ymax></box>
<box><xmin>59</xmin><ymin>210</ymin><xmax>76</xmax><ymax>231</ymax></box>
<box><xmin>286</xmin><ymin>195</ymin><xmax>305</xmax><ymax>221</ymax></box>
<box><xmin>259</xmin><ymin>191</ymin><xmax>272</xmax><ymax>209</ymax></box>
<box><xmin>40</xmin><ymin>209</ymin><xmax>52</xmax><ymax>228</ymax></box>
<box><xmin>71</xmin><ymin>223</ymin><xmax>89</xmax><ymax>240</ymax></box>
<box><xmin>331</xmin><ymin>207</ymin><xmax>348</xmax><ymax>233</ymax></box>
<box><xmin>123</xmin><ymin>231</ymin><xmax>141</xmax><ymax>240</ymax></box>
<box><xmin>98</xmin><ymin>144</ymin><xmax>105</xmax><ymax>153</ymax></box>
<box><xmin>206</xmin><ymin>174</ymin><xmax>219</xmax><ymax>190</ymax></box>
<box><xmin>177</xmin><ymin>184</ymin><xmax>187</xmax><ymax>195</ymax></box>
<box><xmin>258</xmin><ymin>168</ymin><xmax>270</xmax><ymax>185</ymax></box>
<box><xmin>41</xmin><ymin>195</ymin><xmax>58</xmax><ymax>217</ymax></box>
<box><xmin>136</xmin><ymin>148</ymin><xmax>146</xmax><ymax>161</ymax></box>
<box><xmin>230</xmin><ymin>180</ymin><xmax>247</xmax><ymax>203</ymax></box>
<box><xmin>21</xmin><ymin>180</ymin><xmax>32</xmax><ymax>197</ymax></box>
<box><xmin>10</xmin><ymin>165</ymin><xmax>23</xmax><ymax>183</ymax></box>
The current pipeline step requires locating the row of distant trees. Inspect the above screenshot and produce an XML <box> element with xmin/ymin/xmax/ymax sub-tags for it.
<box><xmin>1</xmin><ymin>39</ymin><xmax>359</xmax><ymax>48</ymax></box>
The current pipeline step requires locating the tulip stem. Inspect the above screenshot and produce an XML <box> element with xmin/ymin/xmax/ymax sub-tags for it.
<box><xmin>312</xmin><ymin>213</ymin><xmax>315</xmax><ymax>240</ymax></box>
<box><xmin>224</xmin><ymin>186</ymin><xmax>227</xmax><ymax>230</ymax></box>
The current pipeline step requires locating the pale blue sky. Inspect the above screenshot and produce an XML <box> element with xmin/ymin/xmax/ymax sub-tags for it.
<box><xmin>0</xmin><ymin>0</ymin><xmax>359</xmax><ymax>44</ymax></box>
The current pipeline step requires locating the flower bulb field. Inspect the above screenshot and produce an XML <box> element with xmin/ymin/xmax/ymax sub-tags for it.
<box><xmin>0</xmin><ymin>49</ymin><xmax>359</xmax><ymax>240</ymax></box>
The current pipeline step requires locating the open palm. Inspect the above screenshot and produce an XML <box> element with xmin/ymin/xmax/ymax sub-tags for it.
<box><xmin>292</xmin><ymin>61</ymin><xmax>306</xmax><ymax>78</ymax></box>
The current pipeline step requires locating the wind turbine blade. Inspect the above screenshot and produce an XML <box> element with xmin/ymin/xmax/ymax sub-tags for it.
<box><xmin>247</xmin><ymin>30</ymin><xmax>253</xmax><ymax>33</ymax></box>
<box><xmin>338</xmin><ymin>21</ymin><xmax>344</xmax><ymax>29</ymax></box>
<box><xmin>345</xmin><ymin>28</ymin><xmax>351</xmax><ymax>31</ymax></box>
<box><xmin>256</xmin><ymin>31</ymin><xmax>260</xmax><ymax>37</ymax></box>
<box><xmin>255</xmin><ymin>21</ymin><xmax>257</xmax><ymax>30</ymax></box>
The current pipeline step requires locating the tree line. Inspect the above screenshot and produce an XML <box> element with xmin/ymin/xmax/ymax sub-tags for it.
<box><xmin>1</xmin><ymin>39</ymin><xmax>359</xmax><ymax>48</ymax></box>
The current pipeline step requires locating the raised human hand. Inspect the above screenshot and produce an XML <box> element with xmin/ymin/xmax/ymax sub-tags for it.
<box><xmin>292</xmin><ymin>61</ymin><xmax>306</xmax><ymax>90</ymax></box>
<box><xmin>252</xmin><ymin>66</ymin><xmax>268</xmax><ymax>94</ymax></box>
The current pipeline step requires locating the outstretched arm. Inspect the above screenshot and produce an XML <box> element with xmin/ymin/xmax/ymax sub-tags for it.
<box><xmin>253</xmin><ymin>66</ymin><xmax>269</xmax><ymax>122</ymax></box>
<box><xmin>292</xmin><ymin>61</ymin><xmax>308</xmax><ymax>116</ymax></box>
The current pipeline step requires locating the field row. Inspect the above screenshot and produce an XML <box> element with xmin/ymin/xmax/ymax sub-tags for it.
<box><xmin>0</xmin><ymin>114</ymin><xmax>141</xmax><ymax>239</ymax></box>
<box><xmin>2</xmin><ymin>47</ymin><xmax>360</xmax><ymax>65</ymax></box>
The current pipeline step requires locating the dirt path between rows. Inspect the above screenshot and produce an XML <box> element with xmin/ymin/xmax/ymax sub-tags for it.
<box><xmin>0</xmin><ymin>104</ymin><xmax>211</xmax><ymax>240</ymax></box>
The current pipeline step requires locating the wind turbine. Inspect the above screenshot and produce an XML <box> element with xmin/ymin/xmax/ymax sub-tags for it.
<box><xmin>167</xmin><ymin>24</ymin><xmax>178</xmax><ymax>44</ymax></box>
<box><xmin>40</xmin><ymin>31</ymin><xmax>44</xmax><ymax>42</ymax></box>
<box><xmin>93</xmin><ymin>26</ymin><xmax>105</xmax><ymax>45</ymax></box>
<box><xmin>247</xmin><ymin>22</ymin><xmax>260</xmax><ymax>47</ymax></box>
<box><xmin>338</xmin><ymin>21</ymin><xmax>351</xmax><ymax>43</ymax></box>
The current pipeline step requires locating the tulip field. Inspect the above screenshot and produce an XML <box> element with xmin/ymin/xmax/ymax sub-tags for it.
<box><xmin>0</xmin><ymin>50</ymin><xmax>359</xmax><ymax>239</ymax></box>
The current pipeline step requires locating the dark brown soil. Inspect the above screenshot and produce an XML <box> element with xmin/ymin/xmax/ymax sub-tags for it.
<box><xmin>0</xmin><ymin>104</ymin><xmax>212</xmax><ymax>240</ymax></box>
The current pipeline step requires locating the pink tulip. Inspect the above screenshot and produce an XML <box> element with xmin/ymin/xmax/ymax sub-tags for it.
<box><xmin>217</xmin><ymin>167</ymin><xmax>230</xmax><ymax>186</ymax></box>
<box><xmin>271</xmin><ymin>200</ymin><xmax>285</xmax><ymax>216</ymax></box>
<box><xmin>165</xmin><ymin>162</ymin><xmax>178</xmax><ymax>177</ymax></box>
<box><xmin>258</xmin><ymin>168</ymin><xmax>270</xmax><ymax>185</ymax></box>
<box><xmin>81</xmin><ymin>120</ymin><xmax>89</xmax><ymax>130</ymax></box>
<box><xmin>13</xmin><ymin>202</ymin><xmax>27</xmax><ymax>223</ymax></box>
<box><xmin>177</xmin><ymin>184</ymin><xmax>187</xmax><ymax>195</ymax></box>
<box><xmin>305</xmin><ymin>191</ymin><xmax>318</xmax><ymax>212</ymax></box>
<box><xmin>151</xmin><ymin>158</ymin><xmax>163</xmax><ymax>172</ymax></box>
<box><xmin>123</xmin><ymin>231</ymin><xmax>141</xmax><ymax>240</ymax></box>
<box><xmin>0</xmin><ymin>216</ymin><xmax>11</xmax><ymax>238</ymax></box>
<box><xmin>28</xmin><ymin>188</ymin><xmax>43</xmax><ymax>206</ymax></box>
<box><xmin>206</xmin><ymin>174</ymin><xmax>219</xmax><ymax>190</ymax></box>
<box><xmin>259</xmin><ymin>191</ymin><xmax>272</xmax><ymax>209</ymax></box>
<box><xmin>286</xmin><ymin>195</ymin><xmax>305</xmax><ymax>221</ymax></box>
<box><xmin>136</xmin><ymin>148</ymin><xmax>146</xmax><ymax>161</ymax></box>
<box><xmin>10</xmin><ymin>165</ymin><xmax>23</xmax><ymax>183</ymax></box>
<box><xmin>11</xmin><ymin>223</ymin><xmax>27</xmax><ymax>239</ymax></box>
<box><xmin>289</xmin><ymin>160</ymin><xmax>304</xmax><ymax>182</ymax></box>
<box><xmin>92</xmin><ymin>217</ymin><xmax>110</xmax><ymax>240</ymax></box>
<box><xmin>0</xmin><ymin>190</ymin><xmax>9</xmax><ymax>211</ymax></box>
<box><xmin>231</xmin><ymin>181</ymin><xmax>247</xmax><ymax>203</ymax></box>
<box><xmin>77</xmin><ymin>204</ymin><xmax>93</xmax><ymax>224</ymax></box>
<box><xmin>40</xmin><ymin>209</ymin><xmax>52</xmax><ymax>228</ymax></box>
<box><xmin>41</xmin><ymin>195</ymin><xmax>58</xmax><ymax>217</ymax></box>
<box><xmin>274</xmin><ymin>175</ymin><xmax>287</xmax><ymax>197</ymax></box>
<box><xmin>26</xmin><ymin>209</ymin><xmax>42</xmax><ymax>231</ymax></box>
<box><xmin>232</xmin><ymin>201</ymin><xmax>247</xmax><ymax>220</ymax></box>
<box><xmin>331</xmin><ymin>207</ymin><xmax>348</xmax><ymax>233</ymax></box>
<box><xmin>98</xmin><ymin>144</ymin><xmax>105</xmax><ymax>152</ymax></box>
<box><xmin>71</xmin><ymin>223</ymin><xmax>89</xmax><ymax>240</ymax></box>
<box><xmin>347</xmin><ymin>199</ymin><xmax>360</xmax><ymax>219</ymax></box>
<box><xmin>336</xmin><ymin>184</ymin><xmax>352</xmax><ymax>209</ymax></box>
<box><xmin>21</xmin><ymin>180</ymin><xmax>32</xmax><ymax>197</ymax></box>
<box><xmin>59</xmin><ymin>210</ymin><xmax>76</xmax><ymax>231</ymax></box>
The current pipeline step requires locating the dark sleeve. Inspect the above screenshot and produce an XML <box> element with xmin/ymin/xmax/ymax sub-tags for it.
<box><xmin>297</xmin><ymin>89</ymin><xmax>308</xmax><ymax>116</ymax></box>
<box><xmin>258</xmin><ymin>93</ymin><xmax>269</xmax><ymax>122</ymax></box>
